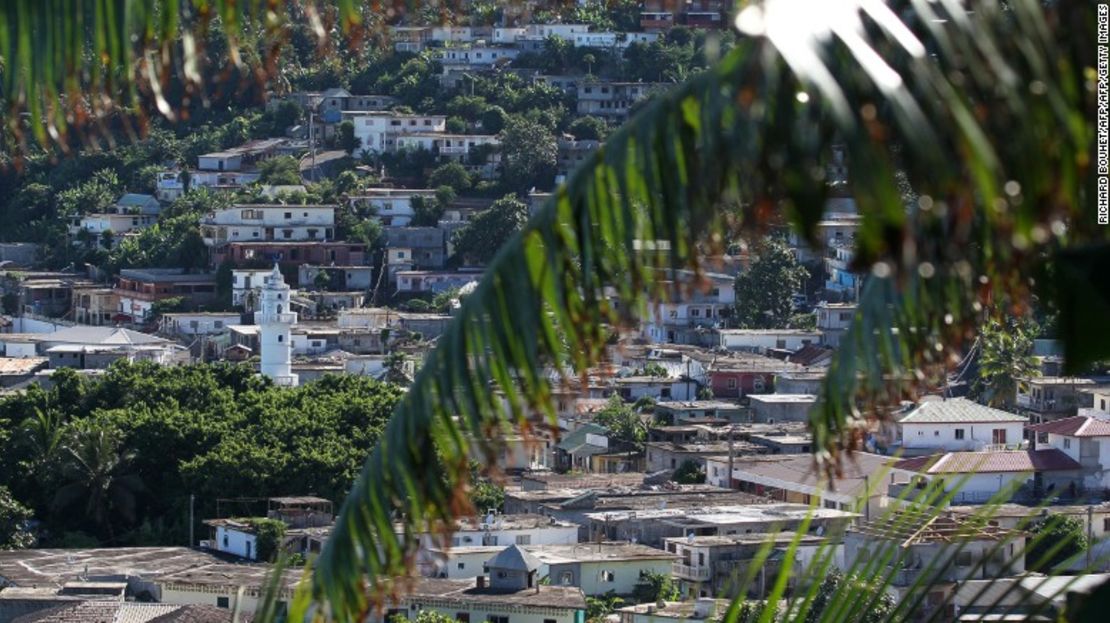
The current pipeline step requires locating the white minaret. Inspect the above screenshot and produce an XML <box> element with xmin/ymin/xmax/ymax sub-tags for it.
<box><xmin>255</xmin><ymin>264</ymin><xmax>298</xmax><ymax>386</ymax></box>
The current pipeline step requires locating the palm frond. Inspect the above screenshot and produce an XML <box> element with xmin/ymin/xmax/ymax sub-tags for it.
<box><xmin>296</xmin><ymin>1</ymin><xmax>1101</xmax><ymax>619</ymax></box>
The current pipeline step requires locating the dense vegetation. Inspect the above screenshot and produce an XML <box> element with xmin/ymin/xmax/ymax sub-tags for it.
<box><xmin>0</xmin><ymin>362</ymin><xmax>404</xmax><ymax>547</ymax></box>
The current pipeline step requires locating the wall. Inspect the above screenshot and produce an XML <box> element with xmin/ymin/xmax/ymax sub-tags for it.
<box><xmin>550</xmin><ymin>559</ymin><xmax>673</xmax><ymax>596</ymax></box>
<box><xmin>900</xmin><ymin>421</ymin><xmax>1024</xmax><ymax>452</ymax></box>
<box><xmin>215</xmin><ymin>526</ymin><xmax>258</xmax><ymax>560</ymax></box>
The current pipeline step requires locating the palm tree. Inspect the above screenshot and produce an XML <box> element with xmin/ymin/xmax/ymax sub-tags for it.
<box><xmin>52</xmin><ymin>420</ymin><xmax>144</xmax><ymax>544</ymax></box>
<box><xmin>1</xmin><ymin>0</ymin><xmax>1106</xmax><ymax>620</ymax></box>
<box><xmin>973</xmin><ymin>317</ymin><xmax>1041</xmax><ymax>410</ymax></box>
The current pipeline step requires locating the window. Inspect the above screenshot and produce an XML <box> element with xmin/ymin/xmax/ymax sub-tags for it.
<box><xmin>992</xmin><ymin>428</ymin><xmax>1008</xmax><ymax>445</ymax></box>
<box><xmin>954</xmin><ymin>429</ymin><xmax>965</xmax><ymax>440</ymax></box>
<box><xmin>284</xmin><ymin>212</ymin><xmax>292</xmax><ymax>219</ymax></box>
<box><xmin>515</xmin><ymin>535</ymin><xmax>531</xmax><ymax>545</ymax></box>
<box><xmin>488</xmin><ymin>616</ymin><xmax>509</xmax><ymax>623</ymax></box>
<box><xmin>217</xmin><ymin>597</ymin><xmax>230</xmax><ymax>609</ymax></box>
<box><xmin>727</xmin><ymin>378</ymin><xmax>738</xmax><ymax>390</ymax></box>
<box><xmin>457</xmin><ymin>562</ymin><xmax>466</xmax><ymax>570</ymax></box>
<box><xmin>776</xmin><ymin>339</ymin><xmax>787</xmax><ymax>349</ymax></box>
<box><xmin>600</xmin><ymin>570</ymin><xmax>615</xmax><ymax>582</ymax></box>
<box><xmin>277</xmin><ymin>335</ymin><xmax>283</xmax><ymax>343</ymax></box>
<box><xmin>956</xmin><ymin>551</ymin><xmax>972</xmax><ymax>567</ymax></box>
<box><xmin>935</xmin><ymin>430</ymin><xmax>940</xmax><ymax>436</ymax></box>
<box><xmin>456</xmin><ymin>615</ymin><xmax>470</xmax><ymax>623</ymax></box>
<box><xmin>1064</xmin><ymin>438</ymin><xmax>1072</xmax><ymax>449</ymax></box>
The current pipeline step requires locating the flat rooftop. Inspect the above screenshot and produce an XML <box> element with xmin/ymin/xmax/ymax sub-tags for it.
<box><xmin>0</xmin><ymin>548</ymin><xmax>230</xmax><ymax>587</ymax></box>
<box><xmin>527</xmin><ymin>542</ymin><xmax>677</xmax><ymax>564</ymax></box>
<box><xmin>406</xmin><ymin>578</ymin><xmax>585</xmax><ymax>610</ymax></box>
<box><xmin>584</xmin><ymin>503</ymin><xmax>856</xmax><ymax>525</ymax></box>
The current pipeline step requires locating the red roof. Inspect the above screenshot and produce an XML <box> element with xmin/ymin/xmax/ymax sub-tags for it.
<box><xmin>895</xmin><ymin>449</ymin><xmax>1081</xmax><ymax>474</ymax></box>
<box><xmin>1027</xmin><ymin>415</ymin><xmax>1110</xmax><ymax>437</ymax></box>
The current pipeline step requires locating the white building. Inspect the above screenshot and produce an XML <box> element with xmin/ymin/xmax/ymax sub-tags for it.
<box><xmin>894</xmin><ymin>397</ymin><xmax>1028</xmax><ymax>454</ymax></box>
<box><xmin>525</xmin><ymin>23</ymin><xmax>590</xmax><ymax>40</ymax></box>
<box><xmin>395</xmin><ymin>270</ymin><xmax>482</xmax><ymax>294</ymax></box>
<box><xmin>435</xmin><ymin>46</ymin><xmax>520</xmax><ymax>71</ymax></box>
<box><xmin>344</xmin><ymin>112</ymin><xmax>447</xmax><ymax>155</ymax></box>
<box><xmin>891</xmin><ymin>449</ymin><xmax>1082</xmax><ymax>504</ymax></box>
<box><xmin>1029</xmin><ymin>414</ymin><xmax>1110</xmax><ymax>490</ymax></box>
<box><xmin>815</xmin><ymin>301</ymin><xmax>856</xmax><ymax>347</ymax></box>
<box><xmin>160</xmin><ymin>312</ymin><xmax>241</xmax><ymax>336</ymax></box>
<box><xmin>348</xmin><ymin>189</ymin><xmax>439</xmax><ymax>227</ymax></box>
<box><xmin>69</xmin><ymin>212</ymin><xmax>156</xmax><ymax>239</ymax></box>
<box><xmin>493</xmin><ymin>27</ymin><xmax>527</xmax><ymax>44</ymax></box>
<box><xmin>155</xmin><ymin>169</ymin><xmax>262</xmax><ymax>202</ymax></box>
<box><xmin>642</xmin><ymin>271</ymin><xmax>735</xmax><ymax>343</ymax></box>
<box><xmin>572</xmin><ymin>31</ymin><xmax>618</xmax><ymax>47</ymax></box>
<box><xmin>200</xmin><ymin>204</ymin><xmax>336</xmax><ymax>247</ymax></box>
<box><xmin>716</xmin><ymin>329</ymin><xmax>822</xmax><ymax>354</ymax></box>
<box><xmin>203</xmin><ymin>519</ymin><xmax>259</xmax><ymax>560</ymax></box>
<box><xmin>430</xmin><ymin>25</ymin><xmax>474</xmax><ymax>43</ymax></box>
<box><xmin>231</xmin><ymin>268</ymin><xmax>278</xmax><ymax>308</ymax></box>
<box><xmin>255</xmin><ymin>265</ymin><xmax>298</xmax><ymax>387</ymax></box>
<box><xmin>432</xmin><ymin>514</ymin><xmax>580</xmax><ymax>549</ymax></box>
<box><xmin>394</xmin><ymin>133</ymin><xmax>501</xmax><ymax>161</ymax></box>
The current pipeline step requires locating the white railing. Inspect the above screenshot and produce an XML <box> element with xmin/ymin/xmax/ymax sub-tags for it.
<box><xmin>672</xmin><ymin>563</ymin><xmax>711</xmax><ymax>581</ymax></box>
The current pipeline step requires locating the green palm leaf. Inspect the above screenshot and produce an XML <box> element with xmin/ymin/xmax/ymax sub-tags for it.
<box><xmin>2</xmin><ymin>1</ymin><xmax>1106</xmax><ymax>621</ymax></box>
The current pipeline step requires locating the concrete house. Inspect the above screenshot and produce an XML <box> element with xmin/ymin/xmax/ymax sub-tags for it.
<box><xmin>664</xmin><ymin>532</ymin><xmax>831</xmax><ymax>599</ymax></box>
<box><xmin>532</xmin><ymin>543</ymin><xmax>678</xmax><ymax>597</ymax></box>
<box><xmin>383</xmin><ymin>575</ymin><xmax>586</xmax><ymax>623</ymax></box>
<box><xmin>584</xmin><ymin>504</ymin><xmax>855</xmax><ymax>548</ymax></box>
<box><xmin>716</xmin><ymin>329</ymin><xmax>821</xmax><ymax>354</ymax></box>
<box><xmin>114</xmin><ymin>269</ymin><xmax>218</xmax><ymax>321</ymax></box>
<box><xmin>891</xmin><ymin>449</ymin><xmax>1083</xmax><ymax>504</ymax></box>
<box><xmin>433</xmin><ymin>514</ymin><xmax>580</xmax><ymax>549</ymax></box>
<box><xmin>199</xmin><ymin>205</ymin><xmax>336</xmax><ymax>247</ymax></box>
<box><xmin>747</xmin><ymin>394</ymin><xmax>817</xmax><ymax>423</ymax></box>
<box><xmin>893</xmin><ymin>397</ymin><xmax>1028</xmax><ymax>455</ymax></box>
<box><xmin>344</xmin><ymin>112</ymin><xmax>447</xmax><ymax>155</ymax></box>
<box><xmin>348</xmin><ymin>189</ymin><xmax>439</xmax><ymax>227</ymax></box>
<box><xmin>708</xmin><ymin>452</ymin><xmax>895</xmax><ymax>518</ymax></box>
<box><xmin>1028</xmin><ymin>414</ymin><xmax>1110</xmax><ymax>492</ymax></box>
<box><xmin>843</xmin><ymin>509</ymin><xmax>1025</xmax><ymax>613</ymax></box>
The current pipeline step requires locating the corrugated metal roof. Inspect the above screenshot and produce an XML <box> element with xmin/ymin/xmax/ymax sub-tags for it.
<box><xmin>1028</xmin><ymin>415</ymin><xmax>1110</xmax><ymax>437</ymax></box>
<box><xmin>897</xmin><ymin>398</ymin><xmax>1026</xmax><ymax>424</ymax></box>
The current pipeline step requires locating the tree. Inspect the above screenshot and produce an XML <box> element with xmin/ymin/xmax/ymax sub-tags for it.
<box><xmin>632</xmin><ymin>570</ymin><xmax>680</xmax><ymax>604</ymax></box>
<box><xmin>568</xmin><ymin>116</ymin><xmax>608</xmax><ymax>142</ymax></box>
<box><xmin>52</xmin><ymin>419</ymin><xmax>145</xmax><ymax>543</ymax></box>
<box><xmin>411</xmin><ymin>195</ymin><xmax>446</xmax><ymax>227</ymax></box>
<box><xmin>258</xmin><ymin>156</ymin><xmax>303</xmax><ymax>185</ymax></box>
<box><xmin>479</xmin><ymin>106</ymin><xmax>507</xmax><ymax>134</ymax></box>
<box><xmin>672</xmin><ymin>460</ymin><xmax>705</xmax><ymax>484</ymax></box>
<box><xmin>337</xmin><ymin>120</ymin><xmax>361</xmax><ymax>155</ymax></box>
<box><xmin>1027</xmin><ymin>515</ymin><xmax>1088</xmax><ymax>572</ymax></box>
<box><xmin>499</xmin><ymin>116</ymin><xmax>557</xmax><ymax>192</ymax></box>
<box><xmin>427</xmin><ymin>161</ymin><xmax>472</xmax><ymax>193</ymax></box>
<box><xmin>805</xmin><ymin>570</ymin><xmax>895</xmax><ymax>623</ymax></box>
<box><xmin>733</xmin><ymin>237</ymin><xmax>808</xmax><ymax>329</ymax></box>
<box><xmin>973</xmin><ymin>316</ymin><xmax>1040</xmax><ymax>410</ymax></box>
<box><xmin>586</xmin><ymin>592</ymin><xmax>625</xmax><ymax>623</ymax></box>
<box><xmin>593</xmin><ymin>396</ymin><xmax>646</xmax><ymax>451</ymax></box>
<box><xmin>0</xmin><ymin>486</ymin><xmax>34</xmax><ymax>549</ymax></box>
<box><xmin>451</xmin><ymin>195</ymin><xmax>528</xmax><ymax>265</ymax></box>
<box><xmin>248</xmin><ymin>517</ymin><xmax>287</xmax><ymax>562</ymax></box>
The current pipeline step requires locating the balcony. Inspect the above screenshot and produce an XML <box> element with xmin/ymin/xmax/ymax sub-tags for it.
<box><xmin>672</xmin><ymin>562</ymin><xmax>712</xmax><ymax>581</ymax></box>
<box><xmin>256</xmin><ymin>312</ymin><xmax>298</xmax><ymax>325</ymax></box>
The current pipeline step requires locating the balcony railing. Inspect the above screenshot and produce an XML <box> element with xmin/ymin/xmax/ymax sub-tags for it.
<box><xmin>672</xmin><ymin>563</ymin><xmax>712</xmax><ymax>581</ymax></box>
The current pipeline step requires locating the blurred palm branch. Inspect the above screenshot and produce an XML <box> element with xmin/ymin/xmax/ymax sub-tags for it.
<box><xmin>2</xmin><ymin>0</ymin><xmax>1109</xmax><ymax>621</ymax></box>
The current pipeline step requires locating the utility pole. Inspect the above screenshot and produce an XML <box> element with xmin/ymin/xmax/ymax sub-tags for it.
<box><xmin>189</xmin><ymin>494</ymin><xmax>195</xmax><ymax>548</ymax></box>
<box><xmin>1088</xmin><ymin>505</ymin><xmax>1094</xmax><ymax>570</ymax></box>
<box><xmin>727</xmin><ymin>427</ymin><xmax>734</xmax><ymax>490</ymax></box>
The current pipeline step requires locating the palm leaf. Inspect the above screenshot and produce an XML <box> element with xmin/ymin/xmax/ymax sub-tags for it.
<box><xmin>302</xmin><ymin>2</ymin><xmax>1101</xmax><ymax>619</ymax></box>
<box><xmin>2</xmin><ymin>0</ymin><xmax>1106</xmax><ymax>620</ymax></box>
